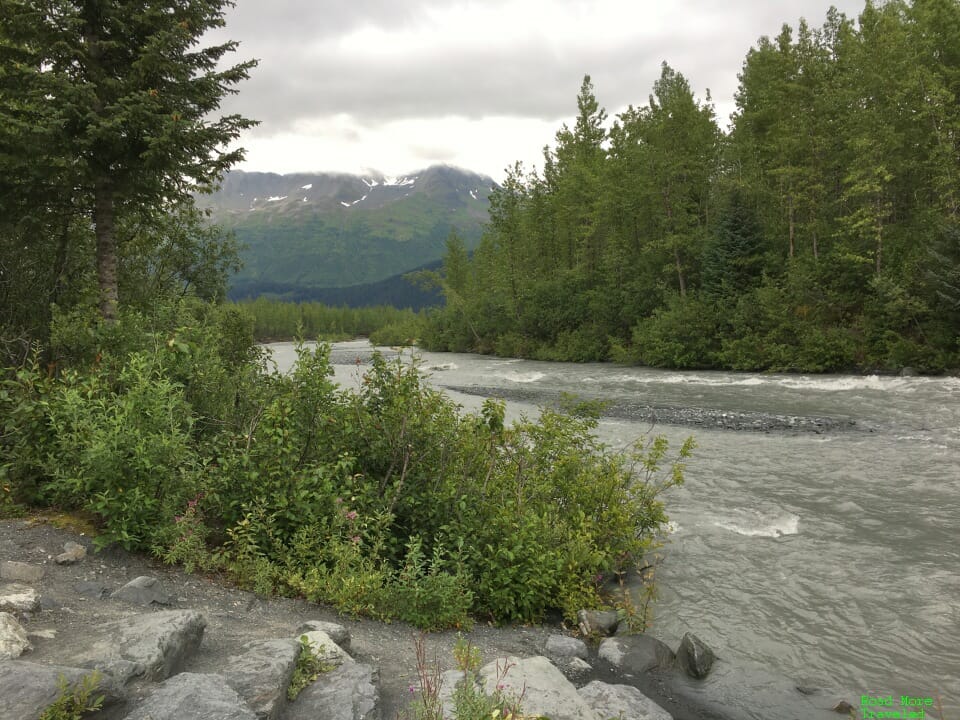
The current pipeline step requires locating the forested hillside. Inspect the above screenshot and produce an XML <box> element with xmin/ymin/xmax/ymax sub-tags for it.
<box><xmin>422</xmin><ymin>0</ymin><xmax>960</xmax><ymax>373</ymax></box>
<box><xmin>195</xmin><ymin>166</ymin><xmax>494</xmax><ymax>298</ymax></box>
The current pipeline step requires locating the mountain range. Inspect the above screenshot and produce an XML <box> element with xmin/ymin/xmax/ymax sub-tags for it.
<box><xmin>196</xmin><ymin>165</ymin><xmax>496</xmax><ymax>306</ymax></box>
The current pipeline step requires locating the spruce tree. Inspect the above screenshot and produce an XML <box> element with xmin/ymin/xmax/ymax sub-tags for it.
<box><xmin>0</xmin><ymin>0</ymin><xmax>257</xmax><ymax>321</ymax></box>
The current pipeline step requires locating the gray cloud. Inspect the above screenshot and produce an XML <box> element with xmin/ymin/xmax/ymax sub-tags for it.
<box><xmin>210</xmin><ymin>0</ymin><xmax>867</xmax><ymax>138</ymax></box>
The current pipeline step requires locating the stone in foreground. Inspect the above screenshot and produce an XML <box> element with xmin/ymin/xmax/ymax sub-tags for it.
<box><xmin>599</xmin><ymin>634</ymin><xmax>676</xmax><ymax>675</ymax></box>
<box><xmin>675</xmin><ymin>632</ymin><xmax>715</xmax><ymax>679</ymax></box>
<box><xmin>112</xmin><ymin>575</ymin><xmax>172</xmax><ymax>606</ymax></box>
<box><xmin>0</xmin><ymin>560</ymin><xmax>45</xmax><ymax>583</ymax></box>
<box><xmin>0</xmin><ymin>612</ymin><xmax>31</xmax><ymax>659</ymax></box>
<box><xmin>544</xmin><ymin>634</ymin><xmax>589</xmax><ymax>660</ymax></box>
<box><xmin>479</xmin><ymin>655</ymin><xmax>599</xmax><ymax>720</ymax></box>
<box><xmin>297</xmin><ymin>620</ymin><xmax>351</xmax><ymax>651</ymax></box>
<box><xmin>577</xmin><ymin>609</ymin><xmax>620</xmax><ymax>636</ymax></box>
<box><xmin>286</xmin><ymin>662</ymin><xmax>381</xmax><ymax>720</ymax></box>
<box><xmin>579</xmin><ymin>680</ymin><xmax>673</xmax><ymax>720</ymax></box>
<box><xmin>70</xmin><ymin>609</ymin><xmax>206</xmax><ymax>684</ymax></box>
<box><xmin>124</xmin><ymin>672</ymin><xmax>257</xmax><ymax>720</ymax></box>
<box><xmin>0</xmin><ymin>582</ymin><xmax>40</xmax><ymax>614</ymax></box>
<box><xmin>0</xmin><ymin>660</ymin><xmax>124</xmax><ymax>719</ymax></box>
<box><xmin>300</xmin><ymin>629</ymin><xmax>354</xmax><ymax>667</ymax></box>
<box><xmin>221</xmin><ymin>638</ymin><xmax>299</xmax><ymax>720</ymax></box>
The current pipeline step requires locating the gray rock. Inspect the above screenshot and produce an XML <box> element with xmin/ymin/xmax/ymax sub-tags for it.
<box><xmin>556</xmin><ymin>656</ymin><xmax>592</xmax><ymax>678</ymax></box>
<box><xmin>544</xmin><ymin>634</ymin><xmax>589</xmax><ymax>660</ymax></box>
<box><xmin>0</xmin><ymin>582</ymin><xmax>40</xmax><ymax>614</ymax></box>
<box><xmin>675</xmin><ymin>632</ymin><xmax>715</xmax><ymax>679</ymax></box>
<box><xmin>479</xmin><ymin>656</ymin><xmax>599</xmax><ymax>720</ymax></box>
<box><xmin>577</xmin><ymin>609</ymin><xmax>620</xmax><ymax>636</ymax></box>
<box><xmin>286</xmin><ymin>662</ymin><xmax>381</xmax><ymax>720</ymax></box>
<box><xmin>0</xmin><ymin>560</ymin><xmax>45</xmax><ymax>583</ymax></box>
<box><xmin>579</xmin><ymin>680</ymin><xmax>673</xmax><ymax>720</ymax></box>
<box><xmin>300</xmin><ymin>629</ymin><xmax>354</xmax><ymax>667</ymax></box>
<box><xmin>436</xmin><ymin>668</ymin><xmax>473</xmax><ymax>719</ymax></box>
<box><xmin>56</xmin><ymin>541</ymin><xmax>87</xmax><ymax>565</ymax></box>
<box><xmin>70</xmin><ymin>609</ymin><xmax>206</xmax><ymax>684</ymax></box>
<box><xmin>221</xmin><ymin>638</ymin><xmax>299</xmax><ymax>719</ymax></box>
<box><xmin>75</xmin><ymin>581</ymin><xmax>110</xmax><ymax>599</ymax></box>
<box><xmin>0</xmin><ymin>612</ymin><xmax>31</xmax><ymax>659</ymax></box>
<box><xmin>124</xmin><ymin>672</ymin><xmax>257</xmax><ymax>720</ymax></box>
<box><xmin>900</xmin><ymin>366</ymin><xmax>918</xmax><ymax>377</ymax></box>
<box><xmin>599</xmin><ymin>634</ymin><xmax>676</xmax><ymax>674</ymax></box>
<box><xmin>112</xmin><ymin>575</ymin><xmax>172</xmax><ymax>606</ymax></box>
<box><xmin>296</xmin><ymin>620</ymin><xmax>351</xmax><ymax>651</ymax></box>
<box><xmin>0</xmin><ymin>660</ymin><xmax>124</xmax><ymax>719</ymax></box>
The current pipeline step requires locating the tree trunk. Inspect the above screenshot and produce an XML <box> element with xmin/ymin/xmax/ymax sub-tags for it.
<box><xmin>94</xmin><ymin>179</ymin><xmax>119</xmax><ymax>322</ymax></box>
<box><xmin>788</xmin><ymin>195</ymin><xmax>795</xmax><ymax>259</ymax></box>
<box><xmin>674</xmin><ymin>247</ymin><xmax>686</xmax><ymax>297</ymax></box>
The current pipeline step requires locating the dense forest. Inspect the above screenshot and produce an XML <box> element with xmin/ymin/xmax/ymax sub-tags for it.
<box><xmin>422</xmin><ymin>0</ymin><xmax>960</xmax><ymax>373</ymax></box>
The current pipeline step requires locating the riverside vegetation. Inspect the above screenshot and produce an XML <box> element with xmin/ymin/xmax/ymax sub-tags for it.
<box><xmin>0</xmin><ymin>300</ymin><xmax>693</xmax><ymax>629</ymax></box>
<box><xmin>417</xmin><ymin>0</ymin><xmax>960</xmax><ymax>373</ymax></box>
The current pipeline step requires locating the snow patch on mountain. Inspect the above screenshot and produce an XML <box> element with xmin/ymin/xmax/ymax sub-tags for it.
<box><xmin>266</xmin><ymin>195</ymin><xmax>287</xmax><ymax>202</ymax></box>
<box><xmin>301</xmin><ymin>183</ymin><xmax>313</xmax><ymax>190</ymax></box>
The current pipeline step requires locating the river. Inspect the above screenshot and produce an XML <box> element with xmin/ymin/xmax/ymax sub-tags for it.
<box><xmin>269</xmin><ymin>340</ymin><xmax>960</xmax><ymax>714</ymax></box>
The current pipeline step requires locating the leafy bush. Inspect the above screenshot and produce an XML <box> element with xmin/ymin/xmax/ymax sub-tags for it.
<box><xmin>3</xmin><ymin>308</ymin><xmax>691</xmax><ymax>628</ymax></box>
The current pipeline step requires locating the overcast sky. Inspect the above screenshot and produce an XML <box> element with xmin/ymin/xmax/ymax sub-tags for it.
<box><xmin>210</xmin><ymin>0</ymin><xmax>866</xmax><ymax>182</ymax></box>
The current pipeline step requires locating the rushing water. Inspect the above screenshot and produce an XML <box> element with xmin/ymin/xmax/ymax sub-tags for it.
<box><xmin>269</xmin><ymin>341</ymin><xmax>960</xmax><ymax>713</ymax></box>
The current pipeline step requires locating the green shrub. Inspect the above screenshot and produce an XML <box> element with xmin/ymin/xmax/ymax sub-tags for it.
<box><xmin>4</xmin><ymin>314</ymin><xmax>690</xmax><ymax>627</ymax></box>
<box><xmin>39</xmin><ymin>672</ymin><xmax>105</xmax><ymax>720</ymax></box>
<box><xmin>287</xmin><ymin>635</ymin><xmax>334</xmax><ymax>701</ymax></box>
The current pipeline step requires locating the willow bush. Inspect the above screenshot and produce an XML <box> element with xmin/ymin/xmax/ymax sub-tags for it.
<box><xmin>1</xmin><ymin>303</ymin><xmax>692</xmax><ymax>627</ymax></box>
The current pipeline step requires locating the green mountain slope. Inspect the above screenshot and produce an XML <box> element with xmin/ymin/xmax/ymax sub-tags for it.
<box><xmin>197</xmin><ymin>165</ymin><xmax>494</xmax><ymax>294</ymax></box>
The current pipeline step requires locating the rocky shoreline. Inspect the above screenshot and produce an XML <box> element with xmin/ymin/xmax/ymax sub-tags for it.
<box><xmin>1</xmin><ymin>519</ymin><xmax>856</xmax><ymax>719</ymax></box>
<box><xmin>443</xmin><ymin>385</ymin><xmax>861</xmax><ymax>434</ymax></box>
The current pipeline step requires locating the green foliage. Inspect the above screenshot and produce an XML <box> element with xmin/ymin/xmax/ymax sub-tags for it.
<box><xmin>287</xmin><ymin>635</ymin><xmax>334</xmax><ymax>701</ymax></box>
<box><xmin>3</xmin><ymin>308</ymin><xmax>686</xmax><ymax>627</ymax></box>
<box><xmin>631</xmin><ymin>295</ymin><xmax>721</xmax><ymax>369</ymax></box>
<box><xmin>39</xmin><ymin>672</ymin><xmax>105</xmax><ymax>720</ymax></box>
<box><xmin>418</xmin><ymin>3</ymin><xmax>960</xmax><ymax>373</ymax></box>
<box><xmin>236</xmin><ymin>298</ymin><xmax>423</xmax><ymax>343</ymax></box>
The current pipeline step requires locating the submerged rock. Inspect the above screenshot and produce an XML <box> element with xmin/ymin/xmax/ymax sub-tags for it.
<box><xmin>675</xmin><ymin>632</ymin><xmax>716</xmax><ymax>679</ymax></box>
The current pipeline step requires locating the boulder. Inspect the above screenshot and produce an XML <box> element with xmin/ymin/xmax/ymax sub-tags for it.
<box><xmin>479</xmin><ymin>655</ymin><xmax>599</xmax><ymax>720</ymax></box>
<box><xmin>544</xmin><ymin>634</ymin><xmax>588</xmax><ymax>661</ymax></box>
<box><xmin>296</xmin><ymin>620</ymin><xmax>351</xmax><ymax>651</ymax></box>
<box><xmin>55</xmin><ymin>541</ymin><xmax>87</xmax><ymax>565</ymax></box>
<box><xmin>74</xmin><ymin>581</ymin><xmax>110</xmax><ymax>599</ymax></box>
<box><xmin>221</xmin><ymin>638</ymin><xmax>299</xmax><ymax>720</ymax></box>
<box><xmin>0</xmin><ymin>560</ymin><xmax>44</xmax><ymax>583</ymax></box>
<box><xmin>0</xmin><ymin>582</ymin><xmax>40</xmax><ymax>614</ymax></box>
<box><xmin>112</xmin><ymin>575</ymin><xmax>172</xmax><ymax>606</ymax></box>
<box><xmin>579</xmin><ymin>680</ymin><xmax>673</xmax><ymax>720</ymax></box>
<box><xmin>300</xmin><ymin>629</ymin><xmax>354</xmax><ymax>667</ymax></box>
<box><xmin>0</xmin><ymin>612</ymin><xmax>31</xmax><ymax>659</ymax></box>
<box><xmin>577</xmin><ymin>609</ymin><xmax>620</xmax><ymax>636</ymax></box>
<box><xmin>0</xmin><ymin>660</ymin><xmax>124</xmax><ymax>719</ymax></box>
<box><xmin>286</xmin><ymin>662</ymin><xmax>381</xmax><ymax>720</ymax></box>
<box><xmin>69</xmin><ymin>609</ymin><xmax>206</xmax><ymax>684</ymax></box>
<box><xmin>675</xmin><ymin>632</ymin><xmax>715</xmax><ymax>680</ymax></box>
<box><xmin>124</xmin><ymin>672</ymin><xmax>257</xmax><ymax>720</ymax></box>
<box><xmin>598</xmin><ymin>634</ymin><xmax>676</xmax><ymax>675</ymax></box>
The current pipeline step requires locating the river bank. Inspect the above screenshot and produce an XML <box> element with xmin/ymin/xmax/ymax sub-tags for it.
<box><xmin>0</xmin><ymin>515</ymin><xmax>843</xmax><ymax>720</ymax></box>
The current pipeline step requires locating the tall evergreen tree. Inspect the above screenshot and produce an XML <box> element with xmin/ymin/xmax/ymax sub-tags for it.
<box><xmin>0</xmin><ymin>0</ymin><xmax>257</xmax><ymax>321</ymax></box>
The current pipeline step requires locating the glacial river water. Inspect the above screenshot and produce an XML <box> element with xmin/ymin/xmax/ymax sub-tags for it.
<box><xmin>269</xmin><ymin>340</ymin><xmax>960</xmax><ymax>714</ymax></box>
